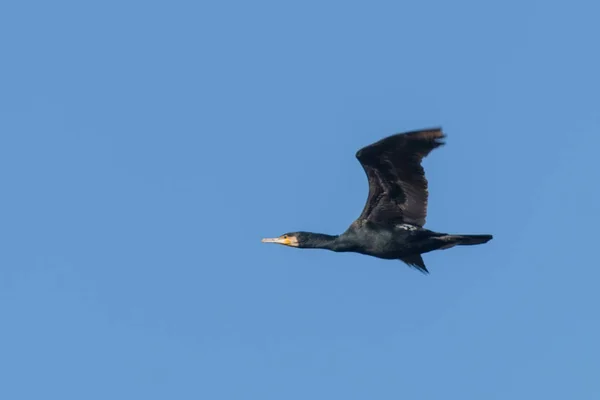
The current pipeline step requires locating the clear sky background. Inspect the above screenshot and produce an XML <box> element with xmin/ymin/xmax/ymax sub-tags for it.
<box><xmin>1</xmin><ymin>0</ymin><xmax>599</xmax><ymax>399</ymax></box>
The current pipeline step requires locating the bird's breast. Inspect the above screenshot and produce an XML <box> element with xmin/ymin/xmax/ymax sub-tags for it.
<box><xmin>347</xmin><ymin>226</ymin><xmax>413</xmax><ymax>258</ymax></box>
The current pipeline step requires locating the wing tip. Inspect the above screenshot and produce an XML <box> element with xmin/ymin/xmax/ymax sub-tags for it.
<box><xmin>355</xmin><ymin>126</ymin><xmax>446</xmax><ymax>160</ymax></box>
<box><xmin>414</xmin><ymin>265</ymin><xmax>430</xmax><ymax>274</ymax></box>
<box><xmin>407</xmin><ymin>127</ymin><xmax>446</xmax><ymax>141</ymax></box>
<box><xmin>391</xmin><ymin>127</ymin><xmax>448</xmax><ymax>147</ymax></box>
<box><xmin>400</xmin><ymin>255</ymin><xmax>429</xmax><ymax>274</ymax></box>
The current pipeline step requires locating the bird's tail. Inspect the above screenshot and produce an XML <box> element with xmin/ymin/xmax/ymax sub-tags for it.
<box><xmin>438</xmin><ymin>234</ymin><xmax>493</xmax><ymax>249</ymax></box>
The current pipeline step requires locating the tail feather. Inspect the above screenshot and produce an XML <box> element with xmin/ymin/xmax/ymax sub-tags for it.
<box><xmin>454</xmin><ymin>234</ymin><xmax>493</xmax><ymax>246</ymax></box>
<box><xmin>438</xmin><ymin>234</ymin><xmax>493</xmax><ymax>249</ymax></box>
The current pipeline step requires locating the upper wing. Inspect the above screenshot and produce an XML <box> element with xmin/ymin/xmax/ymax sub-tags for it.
<box><xmin>354</xmin><ymin>128</ymin><xmax>445</xmax><ymax>227</ymax></box>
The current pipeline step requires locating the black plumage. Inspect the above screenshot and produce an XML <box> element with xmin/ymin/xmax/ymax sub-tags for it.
<box><xmin>262</xmin><ymin>128</ymin><xmax>492</xmax><ymax>273</ymax></box>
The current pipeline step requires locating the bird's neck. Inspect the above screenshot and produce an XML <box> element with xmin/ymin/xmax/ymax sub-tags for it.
<box><xmin>304</xmin><ymin>233</ymin><xmax>352</xmax><ymax>252</ymax></box>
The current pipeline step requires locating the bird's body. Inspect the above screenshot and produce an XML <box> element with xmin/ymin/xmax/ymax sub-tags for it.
<box><xmin>341</xmin><ymin>223</ymin><xmax>442</xmax><ymax>260</ymax></box>
<box><xmin>262</xmin><ymin>128</ymin><xmax>492</xmax><ymax>273</ymax></box>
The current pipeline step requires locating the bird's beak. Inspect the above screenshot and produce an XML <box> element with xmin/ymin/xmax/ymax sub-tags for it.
<box><xmin>261</xmin><ymin>237</ymin><xmax>291</xmax><ymax>245</ymax></box>
<box><xmin>261</xmin><ymin>236</ymin><xmax>299</xmax><ymax>246</ymax></box>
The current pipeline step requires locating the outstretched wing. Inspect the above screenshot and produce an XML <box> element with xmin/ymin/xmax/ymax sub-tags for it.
<box><xmin>354</xmin><ymin>128</ymin><xmax>445</xmax><ymax>227</ymax></box>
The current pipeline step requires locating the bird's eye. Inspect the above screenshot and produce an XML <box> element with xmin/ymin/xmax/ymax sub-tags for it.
<box><xmin>282</xmin><ymin>235</ymin><xmax>288</xmax><ymax>239</ymax></box>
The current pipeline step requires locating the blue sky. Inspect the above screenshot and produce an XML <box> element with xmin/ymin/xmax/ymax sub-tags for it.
<box><xmin>1</xmin><ymin>0</ymin><xmax>599</xmax><ymax>399</ymax></box>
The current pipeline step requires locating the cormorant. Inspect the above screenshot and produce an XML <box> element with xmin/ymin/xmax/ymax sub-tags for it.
<box><xmin>261</xmin><ymin>128</ymin><xmax>492</xmax><ymax>273</ymax></box>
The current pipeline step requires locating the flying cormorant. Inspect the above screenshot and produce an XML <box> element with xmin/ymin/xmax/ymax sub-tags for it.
<box><xmin>262</xmin><ymin>128</ymin><xmax>492</xmax><ymax>273</ymax></box>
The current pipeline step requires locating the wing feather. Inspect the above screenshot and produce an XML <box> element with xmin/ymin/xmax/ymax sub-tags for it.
<box><xmin>354</xmin><ymin>128</ymin><xmax>445</xmax><ymax>227</ymax></box>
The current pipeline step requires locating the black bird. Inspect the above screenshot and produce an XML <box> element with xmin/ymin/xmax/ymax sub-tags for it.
<box><xmin>262</xmin><ymin>128</ymin><xmax>492</xmax><ymax>273</ymax></box>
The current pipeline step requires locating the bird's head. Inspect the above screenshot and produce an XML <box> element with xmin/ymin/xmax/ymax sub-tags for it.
<box><xmin>261</xmin><ymin>232</ymin><xmax>339</xmax><ymax>249</ymax></box>
<box><xmin>261</xmin><ymin>232</ymin><xmax>303</xmax><ymax>247</ymax></box>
